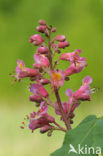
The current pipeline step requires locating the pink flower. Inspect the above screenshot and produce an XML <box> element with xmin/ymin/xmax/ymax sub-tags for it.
<box><xmin>39</xmin><ymin>20</ymin><xmax>46</xmax><ymax>25</ymax></box>
<box><xmin>36</xmin><ymin>25</ymin><xmax>47</xmax><ymax>33</ymax></box>
<box><xmin>30</xmin><ymin>83</ymin><xmax>49</xmax><ymax>98</ymax></box>
<box><xmin>38</xmin><ymin>79</ymin><xmax>50</xmax><ymax>85</ymax></box>
<box><xmin>66</xmin><ymin>89</ymin><xmax>79</xmax><ymax>112</ymax></box>
<box><xmin>58</xmin><ymin>41</ymin><xmax>70</xmax><ymax>49</ymax></box>
<box><xmin>16</xmin><ymin>60</ymin><xmax>39</xmax><ymax>80</ymax></box>
<box><xmin>34</xmin><ymin>54</ymin><xmax>49</xmax><ymax>67</ymax></box>
<box><xmin>33</xmin><ymin>63</ymin><xmax>42</xmax><ymax>69</ymax></box>
<box><xmin>38</xmin><ymin>103</ymin><xmax>55</xmax><ymax>123</ymax></box>
<box><xmin>73</xmin><ymin>76</ymin><xmax>92</xmax><ymax>101</ymax></box>
<box><xmin>28</xmin><ymin>103</ymin><xmax>55</xmax><ymax>132</ymax></box>
<box><xmin>65</xmin><ymin>57</ymin><xmax>87</xmax><ymax>76</ymax></box>
<box><xmin>29</xmin><ymin>94</ymin><xmax>43</xmax><ymax>103</ymax></box>
<box><xmin>36</xmin><ymin>46</ymin><xmax>49</xmax><ymax>54</ymax></box>
<box><xmin>29</xmin><ymin>34</ymin><xmax>44</xmax><ymax>46</ymax></box>
<box><xmin>54</xmin><ymin>35</ymin><xmax>66</xmax><ymax>42</ymax></box>
<box><xmin>50</xmin><ymin>70</ymin><xmax>65</xmax><ymax>88</ymax></box>
<box><xmin>40</xmin><ymin>125</ymin><xmax>52</xmax><ymax>133</ymax></box>
<box><xmin>60</xmin><ymin>49</ymin><xmax>82</xmax><ymax>62</ymax></box>
<box><xmin>60</xmin><ymin>49</ymin><xmax>87</xmax><ymax>76</ymax></box>
<box><xmin>66</xmin><ymin>76</ymin><xmax>92</xmax><ymax>105</ymax></box>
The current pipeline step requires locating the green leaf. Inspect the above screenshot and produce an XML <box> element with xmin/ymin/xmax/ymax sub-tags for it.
<box><xmin>51</xmin><ymin>115</ymin><xmax>103</xmax><ymax>156</ymax></box>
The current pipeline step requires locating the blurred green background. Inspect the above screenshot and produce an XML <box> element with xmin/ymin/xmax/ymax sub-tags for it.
<box><xmin>0</xmin><ymin>0</ymin><xmax>103</xmax><ymax>155</ymax></box>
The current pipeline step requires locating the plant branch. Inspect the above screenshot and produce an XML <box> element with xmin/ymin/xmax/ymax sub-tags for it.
<box><xmin>54</xmin><ymin>87</ymin><xmax>71</xmax><ymax>130</ymax></box>
<box><xmin>54</xmin><ymin>121</ymin><xmax>66</xmax><ymax>132</ymax></box>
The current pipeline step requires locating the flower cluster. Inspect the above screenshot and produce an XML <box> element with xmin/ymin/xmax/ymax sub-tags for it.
<box><xmin>11</xmin><ymin>20</ymin><xmax>93</xmax><ymax>135</ymax></box>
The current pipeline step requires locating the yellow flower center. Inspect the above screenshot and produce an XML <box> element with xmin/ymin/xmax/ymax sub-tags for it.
<box><xmin>52</xmin><ymin>72</ymin><xmax>62</xmax><ymax>81</ymax></box>
<box><xmin>74</xmin><ymin>50</ymin><xmax>79</xmax><ymax>55</ymax></box>
<box><xmin>19</xmin><ymin>63</ymin><xmax>25</xmax><ymax>71</ymax></box>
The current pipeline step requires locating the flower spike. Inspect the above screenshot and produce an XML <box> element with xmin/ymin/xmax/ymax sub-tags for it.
<box><xmin>11</xmin><ymin>19</ymin><xmax>94</xmax><ymax>136</ymax></box>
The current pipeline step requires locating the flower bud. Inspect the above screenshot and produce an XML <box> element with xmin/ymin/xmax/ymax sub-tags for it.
<box><xmin>55</xmin><ymin>35</ymin><xmax>66</xmax><ymax>42</ymax></box>
<box><xmin>36</xmin><ymin>25</ymin><xmax>47</xmax><ymax>33</ymax></box>
<box><xmin>58</xmin><ymin>41</ymin><xmax>70</xmax><ymax>49</ymax></box>
<box><xmin>36</xmin><ymin>46</ymin><xmax>49</xmax><ymax>54</ymax></box>
<box><xmin>51</xmin><ymin>27</ymin><xmax>56</xmax><ymax>32</ymax></box>
<box><xmin>20</xmin><ymin>126</ymin><xmax>24</xmax><ymax>129</ymax></box>
<box><xmin>56</xmin><ymin>49</ymin><xmax>61</xmax><ymax>54</ymax></box>
<box><xmin>51</xmin><ymin>43</ymin><xmax>57</xmax><ymax>48</ymax></box>
<box><xmin>30</xmin><ymin>83</ymin><xmax>49</xmax><ymax>98</ymax></box>
<box><xmin>29</xmin><ymin>94</ymin><xmax>43</xmax><ymax>103</ymax></box>
<box><xmin>40</xmin><ymin>125</ymin><xmax>51</xmax><ymax>134</ymax></box>
<box><xmin>39</xmin><ymin>79</ymin><xmax>50</xmax><ymax>85</ymax></box>
<box><xmin>29</xmin><ymin>34</ymin><xmax>44</xmax><ymax>46</ymax></box>
<box><xmin>39</xmin><ymin>20</ymin><xmax>46</xmax><ymax>25</ymax></box>
<box><xmin>65</xmin><ymin>76</ymin><xmax>70</xmax><ymax>81</ymax></box>
<box><xmin>33</xmin><ymin>64</ymin><xmax>42</xmax><ymax>69</ymax></box>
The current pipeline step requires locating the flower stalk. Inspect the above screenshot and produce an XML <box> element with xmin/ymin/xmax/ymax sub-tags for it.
<box><xmin>54</xmin><ymin>87</ymin><xmax>71</xmax><ymax>130</ymax></box>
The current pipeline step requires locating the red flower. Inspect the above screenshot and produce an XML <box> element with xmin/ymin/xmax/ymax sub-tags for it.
<box><xmin>30</xmin><ymin>83</ymin><xmax>49</xmax><ymax>98</ymax></box>
<box><xmin>34</xmin><ymin>54</ymin><xmax>49</xmax><ymax>67</ymax></box>
<box><xmin>29</xmin><ymin>34</ymin><xmax>44</xmax><ymax>46</ymax></box>
<box><xmin>50</xmin><ymin>70</ymin><xmax>65</xmax><ymax>88</ymax></box>
<box><xmin>16</xmin><ymin>60</ymin><xmax>39</xmax><ymax>80</ymax></box>
<box><xmin>28</xmin><ymin>103</ymin><xmax>55</xmax><ymax>132</ymax></box>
